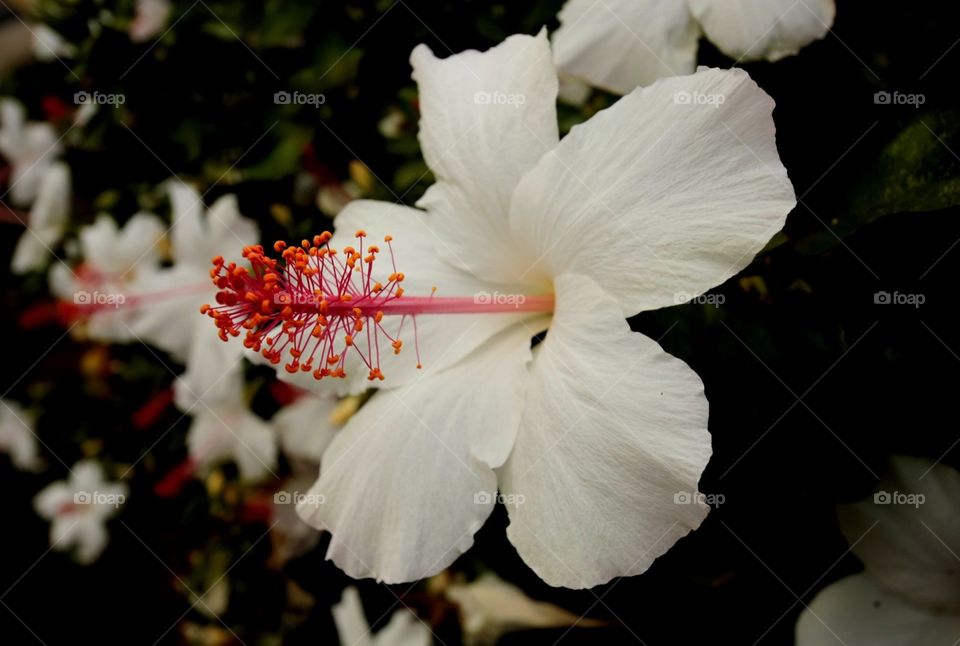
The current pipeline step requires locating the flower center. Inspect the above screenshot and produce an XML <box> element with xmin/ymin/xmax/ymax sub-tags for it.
<box><xmin>202</xmin><ymin>231</ymin><xmax>553</xmax><ymax>382</ymax></box>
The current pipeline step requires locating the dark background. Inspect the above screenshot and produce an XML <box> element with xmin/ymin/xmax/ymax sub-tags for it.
<box><xmin>1</xmin><ymin>0</ymin><xmax>959</xmax><ymax>643</ymax></box>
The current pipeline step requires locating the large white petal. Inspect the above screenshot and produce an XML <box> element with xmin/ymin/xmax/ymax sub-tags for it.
<box><xmin>411</xmin><ymin>31</ymin><xmax>559</xmax><ymax>283</ymax></box>
<box><xmin>296</xmin><ymin>322</ymin><xmax>534</xmax><ymax>583</ymax></box>
<box><xmin>796</xmin><ymin>574</ymin><xmax>960</xmax><ymax>645</ymax></box>
<box><xmin>509</xmin><ymin>67</ymin><xmax>795</xmax><ymax>316</ymax></box>
<box><xmin>499</xmin><ymin>273</ymin><xmax>711</xmax><ymax>588</ymax></box>
<box><xmin>839</xmin><ymin>456</ymin><xmax>960</xmax><ymax>613</ymax></box>
<box><xmin>688</xmin><ymin>0</ymin><xmax>835</xmax><ymax>62</ymax></box>
<box><xmin>264</xmin><ymin>200</ymin><xmax>539</xmax><ymax>397</ymax></box>
<box><xmin>553</xmin><ymin>0</ymin><xmax>699</xmax><ymax>94</ymax></box>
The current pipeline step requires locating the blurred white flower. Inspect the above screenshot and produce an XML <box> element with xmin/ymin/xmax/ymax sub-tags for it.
<box><xmin>50</xmin><ymin>210</ymin><xmax>166</xmax><ymax>343</ymax></box>
<box><xmin>0</xmin><ymin>98</ymin><xmax>62</xmax><ymax>206</ymax></box>
<box><xmin>11</xmin><ymin>161</ymin><xmax>71</xmax><ymax>274</ymax></box>
<box><xmin>553</xmin><ymin>0</ymin><xmax>835</xmax><ymax>96</ymax></box>
<box><xmin>0</xmin><ymin>398</ymin><xmax>41</xmax><ymax>471</ymax></box>
<box><xmin>129</xmin><ymin>0</ymin><xmax>172</xmax><ymax>43</ymax></box>
<box><xmin>50</xmin><ymin>181</ymin><xmax>259</xmax><ymax>413</ymax></box>
<box><xmin>272</xmin><ymin>392</ymin><xmax>341</xmax><ymax>464</ymax></box>
<box><xmin>283</xmin><ymin>33</ymin><xmax>794</xmax><ymax>588</ymax></box>
<box><xmin>33</xmin><ymin>460</ymin><xmax>127</xmax><ymax>564</ymax></box>
<box><xmin>30</xmin><ymin>23</ymin><xmax>76</xmax><ymax>61</ymax></box>
<box><xmin>446</xmin><ymin>573</ymin><xmax>604</xmax><ymax>646</ymax></box>
<box><xmin>796</xmin><ymin>456</ymin><xmax>960</xmax><ymax>645</ymax></box>
<box><xmin>332</xmin><ymin>587</ymin><xmax>431</xmax><ymax>646</ymax></box>
<box><xmin>186</xmin><ymin>376</ymin><xmax>277</xmax><ymax>482</ymax></box>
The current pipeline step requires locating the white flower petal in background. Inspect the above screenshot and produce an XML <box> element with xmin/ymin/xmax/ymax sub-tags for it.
<box><xmin>797</xmin><ymin>574</ymin><xmax>960</xmax><ymax>645</ymax></box>
<box><xmin>0</xmin><ymin>98</ymin><xmax>62</xmax><ymax>206</ymax></box>
<box><xmin>186</xmin><ymin>395</ymin><xmax>277</xmax><ymax>482</ymax></box>
<box><xmin>129</xmin><ymin>0</ymin><xmax>172</xmax><ymax>43</ymax></box>
<box><xmin>509</xmin><ymin>67</ymin><xmax>795</xmax><ymax>317</ymax></box>
<box><xmin>552</xmin><ymin>0</ymin><xmax>835</xmax><ymax>93</ymax></box>
<box><xmin>796</xmin><ymin>456</ymin><xmax>960</xmax><ymax>644</ymax></box>
<box><xmin>553</xmin><ymin>0</ymin><xmax>698</xmax><ymax>95</ymax></box>
<box><xmin>271</xmin><ymin>392</ymin><xmax>340</xmax><ymax>464</ymax></box>
<box><xmin>499</xmin><ymin>274</ymin><xmax>711</xmax><ymax>588</ymax></box>
<box><xmin>11</xmin><ymin>161</ymin><xmax>71</xmax><ymax>274</ymax></box>
<box><xmin>332</xmin><ymin>587</ymin><xmax>431</xmax><ymax>646</ymax></box>
<box><xmin>31</xmin><ymin>23</ymin><xmax>77</xmax><ymax>61</ymax></box>
<box><xmin>0</xmin><ymin>398</ymin><xmax>41</xmax><ymax>471</ymax></box>
<box><xmin>446</xmin><ymin>572</ymin><xmax>605</xmax><ymax>646</ymax></box>
<box><xmin>33</xmin><ymin>459</ymin><xmax>127</xmax><ymax>564</ymax></box>
<box><xmin>688</xmin><ymin>0</ymin><xmax>835</xmax><ymax>62</ymax></box>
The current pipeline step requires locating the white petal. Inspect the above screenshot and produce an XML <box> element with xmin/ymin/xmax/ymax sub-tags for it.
<box><xmin>11</xmin><ymin>162</ymin><xmax>70</xmax><ymax>274</ymax></box>
<box><xmin>688</xmin><ymin>0</ymin><xmax>835</xmax><ymax>62</ymax></box>
<box><xmin>297</xmin><ymin>322</ymin><xmax>535</xmax><ymax>583</ymax></box>
<box><xmin>509</xmin><ymin>67</ymin><xmax>795</xmax><ymax>316</ymax></box>
<box><xmin>839</xmin><ymin>456</ymin><xmax>960</xmax><ymax>613</ymax></box>
<box><xmin>173</xmin><ymin>315</ymin><xmax>246</xmax><ymax>412</ymax></box>
<box><xmin>332</xmin><ymin>587</ymin><xmax>373</xmax><ymax>646</ymax></box>
<box><xmin>373</xmin><ymin>607</ymin><xmax>432</xmax><ymax>646</ymax></box>
<box><xmin>168</xmin><ymin>184</ymin><xmax>259</xmax><ymax>269</ymax></box>
<box><xmin>0</xmin><ymin>399</ymin><xmax>40</xmax><ymax>471</ymax></box>
<box><xmin>272</xmin><ymin>394</ymin><xmax>339</xmax><ymax>463</ymax></box>
<box><xmin>447</xmin><ymin>572</ymin><xmax>602</xmax><ymax>644</ymax></box>
<box><xmin>553</xmin><ymin>0</ymin><xmax>699</xmax><ymax>94</ymax></box>
<box><xmin>411</xmin><ymin>31</ymin><xmax>559</xmax><ymax>283</ymax></box>
<box><xmin>499</xmin><ymin>273</ymin><xmax>711</xmax><ymax>588</ymax></box>
<box><xmin>796</xmin><ymin>574</ymin><xmax>960</xmax><ymax>645</ymax></box>
<box><xmin>6</xmin><ymin>123</ymin><xmax>60</xmax><ymax>207</ymax></box>
<box><xmin>122</xmin><ymin>265</ymin><xmax>206</xmax><ymax>361</ymax></box>
<box><xmin>33</xmin><ymin>482</ymin><xmax>72</xmax><ymax>520</ymax></box>
<box><xmin>72</xmin><ymin>517</ymin><xmax>109</xmax><ymax>564</ymax></box>
<box><xmin>188</xmin><ymin>406</ymin><xmax>277</xmax><ymax>481</ymax></box>
<box><xmin>267</xmin><ymin>200</ymin><xmax>539</xmax><ymax>397</ymax></box>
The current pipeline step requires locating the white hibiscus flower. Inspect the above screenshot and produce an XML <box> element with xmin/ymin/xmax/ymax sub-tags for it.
<box><xmin>553</xmin><ymin>0</ymin><xmax>835</xmax><ymax>96</ymax></box>
<box><xmin>0</xmin><ymin>398</ymin><xmax>41</xmax><ymax>471</ymax></box>
<box><xmin>50</xmin><ymin>210</ymin><xmax>167</xmax><ymax>343</ymax></box>
<box><xmin>33</xmin><ymin>460</ymin><xmax>128</xmax><ymax>564</ymax></box>
<box><xmin>332</xmin><ymin>587</ymin><xmax>432</xmax><ymax>646</ymax></box>
<box><xmin>796</xmin><ymin>456</ymin><xmax>960</xmax><ymax>645</ymax></box>
<box><xmin>205</xmin><ymin>32</ymin><xmax>793</xmax><ymax>587</ymax></box>
<box><xmin>50</xmin><ymin>181</ymin><xmax>259</xmax><ymax>412</ymax></box>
